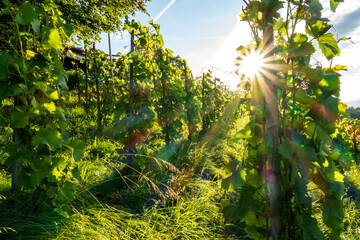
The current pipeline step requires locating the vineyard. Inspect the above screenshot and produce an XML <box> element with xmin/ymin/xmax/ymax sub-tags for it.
<box><xmin>1</xmin><ymin>0</ymin><xmax>360</xmax><ymax>239</ymax></box>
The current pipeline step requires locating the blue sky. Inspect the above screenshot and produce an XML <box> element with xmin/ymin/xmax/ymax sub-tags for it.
<box><xmin>97</xmin><ymin>0</ymin><xmax>360</xmax><ymax>105</ymax></box>
<box><xmin>97</xmin><ymin>0</ymin><xmax>246</xmax><ymax>89</ymax></box>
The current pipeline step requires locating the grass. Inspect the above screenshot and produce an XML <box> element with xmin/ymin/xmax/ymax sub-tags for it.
<box><xmin>48</xmin><ymin>178</ymin><xmax>227</xmax><ymax>240</ymax></box>
<box><xmin>0</xmin><ymin>120</ymin><xmax>236</xmax><ymax>239</ymax></box>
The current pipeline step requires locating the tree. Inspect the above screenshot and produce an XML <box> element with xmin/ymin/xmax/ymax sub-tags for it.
<box><xmin>0</xmin><ymin>0</ymin><xmax>150</xmax><ymax>48</ymax></box>
<box><xmin>54</xmin><ymin>0</ymin><xmax>150</xmax><ymax>41</ymax></box>
<box><xmin>347</xmin><ymin>106</ymin><xmax>360</xmax><ymax>120</ymax></box>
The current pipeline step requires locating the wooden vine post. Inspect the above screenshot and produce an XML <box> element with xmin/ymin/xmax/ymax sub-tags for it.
<box><xmin>129</xmin><ymin>20</ymin><xmax>135</xmax><ymax>118</ymax></box>
<box><xmin>262</xmin><ymin>0</ymin><xmax>282</xmax><ymax>237</ymax></box>
<box><xmin>93</xmin><ymin>43</ymin><xmax>102</xmax><ymax>134</ymax></box>
<box><xmin>159</xmin><ymin>52</ymin><xmax>170</xmax><ymax>143</ymax></box>
<box><xmin>108</xmin><ymin>32</ymin><xmax>113</xmax><ymax>80</ymax></box>
<box><xmin>84</xmin><ymin>44</ymin><xmax>89</xmax><ymax>107</ymax></box>
<box><xmin>184</xmin><ymin>64</ymin><xmax>193</xmax><ymax>140</ymax></box>
<box><xmin>11</xmin><ymin>0</ymin><xmax>25</xmax><ymax>198</ymax></box>
<box><xmin>201</xmin><ymin>73</ymin><xmax>206</xmax><ymax>132</ymax></box>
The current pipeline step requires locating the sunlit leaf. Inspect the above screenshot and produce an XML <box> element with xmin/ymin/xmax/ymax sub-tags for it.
<box><xmin>330</xmin><ymin>0</ymin><xmax>344</xmax><ymax>12</ymax></box>
<box><xmin>317</xmin><ymin>33</ymin><xmax>340</xmax><ymax>60</ymax></box>
<box><xmin>31</xmin><ymin>129</ymin><xmax>63</xmax><ymax>151</ymax></box>
<box><xmin>221</xmin><ymin>168</ymin><xmax>246</xmax><ymax>191</ymax></box>
<box><xmin>43</xmin><ymin>29</ymin><xmax>62</xmax><ymax>49</ymax></box>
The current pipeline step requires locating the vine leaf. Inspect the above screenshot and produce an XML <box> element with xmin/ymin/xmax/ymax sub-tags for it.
<box><xmin>31</xmin><ymin>129</ymin><xmax>63</xmax><ymax>151</ymax></box>
<box><xmin>317</xmin><ymin>33</ymin><xmax>340</xmax><ymax>60</ymax></box>
<box><xmin>31</xmin><ymin>19</ymin><xmax>41</xmax><ymax>34</ymax></box>
<box><xmin>221</xmin><ymin>167</ymin><xmax>246</xmax><ymax>191</ymax></box>
<box><xmin>0</xmin><ymin>54</ymin><xmax>12</xmax><ymax>79</ymax></box>
<box><xmin>233</xmin><ymin>126</ymin><xmax>252</xmax><ymax>140</ymax></box>
<box><xmin>333</xmin><ymin>65</ymin><xmax>347</xmax><ymax>71</ymax></box>
<box><xmin>5</xmin><ymin>144</ymin><xmax>31</xmax><ymax>165</ymax></box>
<box><xmin>246</xmin><ymin>169</ymin><xmax>262</xmax><ymax>188</ymax></box>
<box><xmin>66</xmin><ymin>138</ymin><xmax>85</xmax><ymax>161</ymax></box>
<box><xmin>43</xmin><ymin>29</ymin><xmax>62</xmax><ymax>49</ymax></box>
<box><xmin>302</xmin><ymin>215</ymin><xmax>326</xmax><ymax>240</ymax></box>
<box><xmin>330</xmin><ymin>0</ymin><xmax>344</xmax><ymax>12</ymax></box>
<box><xmin>295</xmin><ymin>90</ymin><xmax>316</xmax><ymax>105</ymax></box>
<box><xmin>15</xmin><ymin>3</ymin><xmax>37</xmax><ymax>25</ymax></box>
<box><xmin>63</xmin><ymin>24</ymin><xmax>74</xmax><ymax>37</ymax></box>
<box><xmin>306</xmin><ymin>20</ymin><xmax>331</xmax><ymax>38</ymax></box>
<box><xmin>48</xmin><ymin>90</ymin><xmax>59</xmax><ymax>100</ymax></box>
<box><xmin>10</xmin><ymin>111</ymin><xmax>29</xmax><ymax>128</ymax></box>
<box><xmin>39</xmin><ymin>98</ymin><xmax>56</xmax><ymax>113</ymax></box>
<box><xmin>323</xmin><ymin>194</ymin><xmax>343</xmax><ymax>238</ymax></box>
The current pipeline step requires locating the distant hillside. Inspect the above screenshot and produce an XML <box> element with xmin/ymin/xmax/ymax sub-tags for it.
<box><xmin>346</xmin><ymin>99</ymin><xmax>360</xmax><ymax>108</ymax></box>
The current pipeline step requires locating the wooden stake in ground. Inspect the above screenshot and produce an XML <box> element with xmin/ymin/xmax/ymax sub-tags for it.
<box><xmin>262</xmin><ymin>0</ymin><xmax>281</xmax><ymax>237</ymax></box>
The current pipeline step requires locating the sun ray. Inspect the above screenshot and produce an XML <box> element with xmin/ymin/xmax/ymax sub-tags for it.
<box><xmin>237</xmin><ymin>49</ymin><xmax>266</xmax><ymax>80</ymax></box>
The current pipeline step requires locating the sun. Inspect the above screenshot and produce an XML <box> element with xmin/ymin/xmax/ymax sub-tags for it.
<box><xmin>236</xmin><ymin>50</ymin><xmax>266</xmax><ymax>80</ymax></box>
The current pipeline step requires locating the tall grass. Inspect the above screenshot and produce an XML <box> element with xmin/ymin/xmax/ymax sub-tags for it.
<box><xmin>42</xmin><ymin>179</ymin><xmax>227</xmax><ymax>240</ymax></box>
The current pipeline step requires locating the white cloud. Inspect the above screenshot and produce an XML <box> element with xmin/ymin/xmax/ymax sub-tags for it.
<box><xmin>318</xmin><ymin>0</ymin><xmax>360</xmax><ymax>104</ymax></box>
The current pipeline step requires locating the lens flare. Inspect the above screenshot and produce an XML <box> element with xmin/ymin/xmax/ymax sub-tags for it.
<box><xmin>237</xmin><ymin>50</ymin><xmax>266</xmax><ymax>80</ymax></box>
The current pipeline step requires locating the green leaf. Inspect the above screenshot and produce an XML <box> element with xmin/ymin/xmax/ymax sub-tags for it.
<box><xmin>48</xmin><ymin>90</ymin><xmax>59</xmax><ymax>100</ymax></box>
<box><xmin>302</xmin><ymin>215</ymin><xmax>325</xmax><ymax>240</ymax></box>
<box><xmin>243</xmin><ymin>211</ymin><xmax>264</xmax><ymax>239</ymax></box>
<box><xmin>293</xmin><ymin>42</ymin><xmax>316</xmax><ymax>58</ymax></box>
<box><xmin>39</xmin><ymin>98</ymin><xmax>56</xmax><ymax>113</ymax></box>
<box><xmin>322</xmin><ymin>73</ymin><xmax>340</xmax><ymax>92</ymax></box>
<box><xmin>323</xmin><ymin>194</ymin><xmax>343</xmax><ymax>237</ymax></box>
<box><xmin>43</xmin><ymin>29</ymin><xmax>62</xmax><ymax>49</ymax></box>
<box><xmin>244</xmin><ymin>225</ymin><xmax>262</xmax><ymax>240</ymax></box>
<box><xmin>34</xmin><ymin>82</ymin><xmax>48</xmax><ymax>93</ymax></box>
<box><xmin>294</xmin><ymin>175</ymin><xmax>312</xmax><ymax>209</ymax></box>
<box><xmin>317</xmin><ymin>33</ymin><xmax>340</xmax><ymax>60</ymax></box>
<box><xmin>295</xmin><ymin>90</ymin><xmax>316</xmax><ymax>104</ymax></box>
<box><xmin>224</xmin><ymin>159</ymin><xmax>241</xmax><ymax>173</ymax></box>
<box><xmin>63</xmin><ymin>24</ymin><xmax>73</xmax><ymax>37</ymax></box>
<box><xmin>58</xmin><ymin>181</ymin><xmax>77</xmax><ymax>202</ymax></box>
<box><xmin>293</xmin><ymin>33</ymin><xmax>308</xmax><ymax>44</ymax></box>
<box><xmin>13</xmin><ymin>83</ymin><xmax>28</xmax><ymax>96</ymax></box>
<box><xmin>308</xmin><ymin>0</ymin><xmax>323</xmax><ymax>13</ymax></box>
<box><xmin>5</xmin><ymin>144</ymin><xmax>31</xmax><ymax>165</ymax></box>
<box><xmin>0</xmin><ymin>54</ymin><xmax>12</xmax><ymax>80</ymax></box>
<box><xmin>66</xmin><ymin>138</ymin><xmax>84</xmax><ymax>161</ymax></box>
<box><xmin>221</xmin><ymin>168</ymin><xmax>246</xmax><ymax>191</ymax></box>
<box><xmin>10</xmin><ymin>111</ymin><xmax>28</xmax><ymax>128</ymax></box>
<box><xmin>31</xmin><ymin>129</ymin><xmax>63</xmax><ymax>151</ymax></box>
<box><xmin>330</xmin><ymin>0</ymin><xmax>343</xmax><ymax>12</ymax></box>
<box><xmin>289</xmin><ymin>34</ymin><xmax>315</xmax><ymax>58</ymax></box>
<box><xmin>0</xmin><ymin>114</ymin><xmax>7</xmax><ymax>127</ymax></box>
<box><xmin>233</xmin><ymin>126</ymin><xmax>252</xmax><ymax>139</ymax></box>
<box><xmin>157</xmin><ymin>34</ymin><xmax>164</xmax><ymax>47</ymax></box>
<box><xmin>306</xmin><ymin>20</ymin><xmax>331</xmax><ymax>38</ymax></box>
<box><xmin>246</xmin><ymin>169</ymin><xmax>262</xmax><ymax>188</ymax></box>
<box><xmin>279</xmin><ymin>140</ymin><xmax>294</xmax><ymax>160</ymax></box>
<box><xmin>333</xmin><ymin>65</ymin><xmax>347</xmax><ymax>71</ymax></box>
<box><xmin>16</xmin><ymin>3</ymin><xmax>37</xmax><ymax>25</ymax></box>
<box><xmin>338</xmin><ymin>102</ymin><xmax>347</xmax><ymax>115</ymax></box>
<box><xmin>31</xmin><ymin>19</ymin><xmax>41</xmax><ymax>34</ymax></box>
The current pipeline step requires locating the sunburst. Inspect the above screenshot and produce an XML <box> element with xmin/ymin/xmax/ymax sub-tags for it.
<box><xmin>236</xmin><ymin>49</ymin><xmax>267</xmax><ymax>80</ymax></box>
